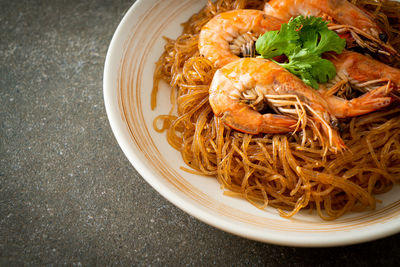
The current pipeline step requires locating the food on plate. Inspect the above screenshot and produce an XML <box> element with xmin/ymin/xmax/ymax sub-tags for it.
<box><xmin>263</xmin><ymin>0</ymin><xmax>399</xmax><ymax>57</ymax></box>
<box><xmin>151</xmin><ymin>0</ymin><xmax>400</xmax><ymax>220</ymax></box>
<box><xmin>208</xmin><ymin>57</ymin><xmax>346</xmax><ymax>152</ymax></box>
<box><xmin>264</xmin><ymin>0</ymin><xmax>382</xmax><ymax>37</ymax></box>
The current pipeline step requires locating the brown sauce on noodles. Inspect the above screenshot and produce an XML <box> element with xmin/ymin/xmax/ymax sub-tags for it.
<box><xmin>151</xmin><ymin>0</ymin><xmax>400</xmax><ymax>220</ymax></box>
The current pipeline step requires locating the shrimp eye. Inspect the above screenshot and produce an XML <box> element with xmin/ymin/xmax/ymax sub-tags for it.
<box><xmin>330</xmin><ymin>119</ymin><xmax>340</xmax><ymax>131</ymax></box>
<box><xmin>379</xmin><ymin>33</ymin><xmax>388</xmax><ymax>42</ymax></box>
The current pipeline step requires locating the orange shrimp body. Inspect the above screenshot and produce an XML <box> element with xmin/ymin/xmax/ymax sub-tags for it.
<box><xmin>322</xmin><ymin>51</ymin><xmax>399</xmax><ymax>118</ymax></box>
<box><xmin>264</xmin><ymin>0</ymin><xmax>384</xmax><ymax>40</ymax></box>
<box><xmin>199</xmin><ymin>9</ymin><xmax>283</xmax><ymax>68</ymax></box>
<box><xmin>209</xmin><ymin>59</ymin><xmax>297</xmax><ymax>134</ymax></box>
<box><xmin>330</xmin><ymin>51</ymin><xmax>400</xmax><ymax>87</ymax></box>
<box><xmin>209</xmin><ymin>58</ymin><xmax>346</xmax><ymax>151</ymax></box>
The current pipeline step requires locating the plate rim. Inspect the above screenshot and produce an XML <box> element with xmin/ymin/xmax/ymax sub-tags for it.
<box><xmin>103</xmin><ymin>0</ymin><xmax>400</xmax><ymax>247</ymax></box>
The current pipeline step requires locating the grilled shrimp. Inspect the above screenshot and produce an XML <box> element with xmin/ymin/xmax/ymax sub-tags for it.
<box><xmin>264</xmin><ymin>0</ymin><xmax>398</xmax><ymax>56</ymax></box>
<box><xmin>328</xmin><ymin>51</ymin><xmax>400</xmax><ymax>89</ymax></box>
<box><xmin>209</xmin><ymin>58</ymin><xmax>345</xmax><ymax>151</ymax></box>
<box><xmin>321</xmin><ymin>50</ymin><xmax>399</xmax><ymax>118</ymax></box>
<box><xmin>264</xmin><ymin>0</ymin><xmax>382</xmax><ymax>39</ymax></box>
<box><xmin>199</xmin><ymin>9</ymin><xmax>283</xmax><ymax>68</ymax></box>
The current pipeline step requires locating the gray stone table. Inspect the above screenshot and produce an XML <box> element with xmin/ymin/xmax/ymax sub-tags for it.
<box><xmin>1</xmin><ymin>0</ymin><xmax>400</xmax><ymax>265</ymax></box>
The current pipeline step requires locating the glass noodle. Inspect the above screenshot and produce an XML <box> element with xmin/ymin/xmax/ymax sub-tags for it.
<box><xmin>151</xmin><ymin>0</ymin><xmax>400</xmax><ymax>220</ymax></box>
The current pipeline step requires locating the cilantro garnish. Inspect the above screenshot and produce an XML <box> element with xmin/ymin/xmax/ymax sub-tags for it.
<box><xmin>256</xmin><ymin>16</ymin><xmax>346</xmax><ymax>89</ymax></box>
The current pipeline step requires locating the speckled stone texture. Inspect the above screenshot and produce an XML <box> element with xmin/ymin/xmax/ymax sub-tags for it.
<box><xmin>1</xmin><ymin>0</ymin><xmax>400</xmax><ymax>265</ymax></box>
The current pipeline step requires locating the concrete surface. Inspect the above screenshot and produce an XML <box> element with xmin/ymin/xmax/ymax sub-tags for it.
<box><xmin>1</xmin><ymin>0</ymin><xmax>400</xmax><ymax>265</ymax></box>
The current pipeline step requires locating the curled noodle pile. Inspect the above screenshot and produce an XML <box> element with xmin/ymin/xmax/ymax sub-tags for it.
<box><xmin>152</xmin><ymin>0</ymin><xmax>400</xmax><ymax>220</ymax></box>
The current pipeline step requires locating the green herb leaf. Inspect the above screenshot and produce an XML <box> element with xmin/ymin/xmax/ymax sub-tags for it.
<box><xmin>302</xmin><ymin>28</ymin><xmax>346</xmax><ymax>55</ymax></box>
<box><xmin>255</xmin><ymin>15</ymin><xmax>346</xmax><ymax>89</ymax></box>
<box><xmin>280</xmin><ymin>50</ymin><xmax>322</xmax><ymax>89</ymax></box>
<box><xmin>309</xmin><ymin>58</ymin><xmax>337</xmax><ymax>84</ymax></box>
<box><xmin>255</xmin><ymin>22</ymin><xmax>300</xmax><ymax>58</ymax></box>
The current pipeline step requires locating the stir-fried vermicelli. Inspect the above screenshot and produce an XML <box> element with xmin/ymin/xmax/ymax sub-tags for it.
<box><xmin>151</xmin><ymin>0</ymin><xmax>400</xmax><ymax>220</ymax></box>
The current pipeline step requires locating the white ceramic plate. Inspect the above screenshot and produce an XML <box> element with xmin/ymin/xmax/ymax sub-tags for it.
<box><xmin>103</xmin><ymin>0</ymin><xmax>400</xmax><ymax>246</ymax></box>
